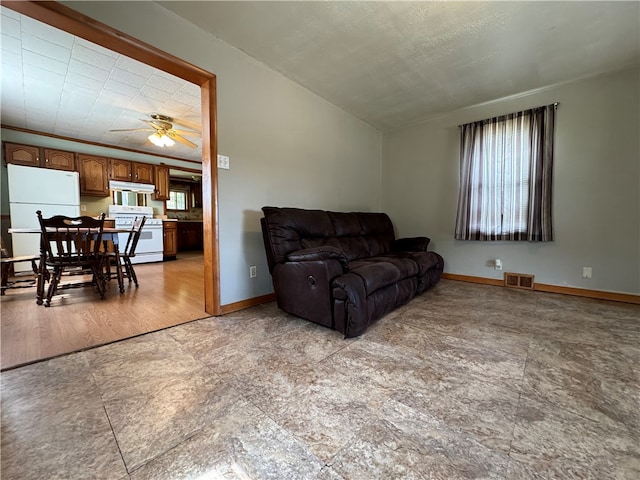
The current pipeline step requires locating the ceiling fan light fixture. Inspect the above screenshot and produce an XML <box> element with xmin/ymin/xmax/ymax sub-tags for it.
<box><xmin>148</xmin><ymin>132</ymin><xmax>175</xmax><ymax>147</ymax></box>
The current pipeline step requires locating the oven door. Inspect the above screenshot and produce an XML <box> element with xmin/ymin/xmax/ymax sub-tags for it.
<box><xmin>117</xmin><ymin>225</ymin><xmax>164</xmax><ymax>264</ymax></box>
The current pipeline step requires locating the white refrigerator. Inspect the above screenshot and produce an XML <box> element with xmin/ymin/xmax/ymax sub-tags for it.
<box><xmin>8</xmin><ymin>164</ymin><xmax>81</xmax><ymax>272</ymax></box>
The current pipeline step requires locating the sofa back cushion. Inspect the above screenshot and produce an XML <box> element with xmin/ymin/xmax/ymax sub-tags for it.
<box><xmin>262</xmin><ymin>207</ymin><xmax>395</xmax><ymax>269</ymax></box>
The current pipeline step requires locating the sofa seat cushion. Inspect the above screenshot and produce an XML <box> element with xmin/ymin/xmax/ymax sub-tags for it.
<box><xmin>384</xmin><ymin>251</ymin><xmax>442</xmax><ymax>276</ymax></box>
<box><xmin>349</xmin><ymin>256</ymin><xmax>419</xmax><ymax>295</ymax></box>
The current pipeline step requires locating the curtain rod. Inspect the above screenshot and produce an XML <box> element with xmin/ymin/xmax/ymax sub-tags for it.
<box><xmin>458</xmin><ymin>102</ymin><xmax>560</xmax><ymax>128</ymax></box>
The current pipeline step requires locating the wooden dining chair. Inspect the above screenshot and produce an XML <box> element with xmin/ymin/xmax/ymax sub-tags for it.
<box><xmin>123</xmin><ymin>216</ymin><xmax>147</xmax><ymax>287</ymax></box>
<box><xmin>36</xmin><ymin>211</ymin><xmax>107</xmax><ymax>307</ymax></box>
<box><xmin>0</xmin><ymin>237</ymin><xmax>40</xmax><ymax>295</ymax></box>
<box><xmin>108</xmin><ymin>216</ymin><xmax>147</xmax><ymax>290</ymax></box>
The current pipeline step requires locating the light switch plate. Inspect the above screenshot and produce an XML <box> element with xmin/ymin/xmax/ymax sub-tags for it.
<box><xmin>217</xmin><ymin>154</ymin><xmax>230</xmax><ymax>169</ymax></box>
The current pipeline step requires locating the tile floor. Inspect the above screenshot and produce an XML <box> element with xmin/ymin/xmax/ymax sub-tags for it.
<box><xmin>1</xmin><ymin>280</ymin><xmax>638</xmax><ymax>479</ymax></box>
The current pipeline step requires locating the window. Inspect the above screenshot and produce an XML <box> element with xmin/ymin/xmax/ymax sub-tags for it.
<box><xmin>454</xmin><ymin>104</ymin><xmax>556</xmax><ymax>241</ymax></box>
<box><xmin>166</xmin><ymin>189</ymin><xmax>188</xmax><ymax>211</ymax></box>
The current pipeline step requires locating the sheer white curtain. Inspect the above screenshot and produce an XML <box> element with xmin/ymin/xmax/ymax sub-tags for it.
<box><xmin>454</xmin><ymin>104</ymin><xmax>555</xmax><ymax>241</ymax></box>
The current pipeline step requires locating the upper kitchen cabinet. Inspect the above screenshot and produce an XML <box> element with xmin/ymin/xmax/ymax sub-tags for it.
<box><xmin>4</xmin><ymin>143</ymin><xmax>40</xmax><ymax>167</ymax></box>
<box><xmin>153</xmin><ymin>165</ymin><xmax>170</xmax><ymax>201</ymax></box>
<box><xmin>133</xmin><ymin>162</ymin><xmax>154</xmax><ymax>184</ymax></box>
<box><xmin>109</xmin><ymin>159</ymin><xmax>154</xmax><ymax>184</ymax></box>
<box><xmin>4</xmin><ymin>142</ymin><xmax>75</xmax><ymax>171</ymax></box>
<box><xmin>42</xmin><ymin>148</ymin><xmax>75</xmax><ymax>171</ymax></box>
<box><xmin>78</xmin><ymin>154</ymin><xmax>109</xmax><ymax>196</ymax></box>
<box><xmin>110</xmin><ymin>158</ymin><xmax>132</xmax><ymax>181</ymax></box>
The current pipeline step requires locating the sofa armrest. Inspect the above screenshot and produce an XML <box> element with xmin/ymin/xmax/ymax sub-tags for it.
<box><xmin>287</xmin><ymin>246</ymin><xmax>349</xmax><ymax>272</ymax></box>
<box><xmin>391</xmin><ymin>236</ymin><xmax>431</xmax><ymax>252</ymax></box>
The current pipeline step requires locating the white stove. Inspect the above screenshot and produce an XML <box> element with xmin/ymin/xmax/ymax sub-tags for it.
<box><xmin>108</xmin><ymin>205</ymin><xmax>163</xmax><ymax>263</ymax></box>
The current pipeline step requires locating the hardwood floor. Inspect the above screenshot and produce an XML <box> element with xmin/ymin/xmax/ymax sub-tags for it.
<box><xmin>0</xmin><ymin>252</ymin><xmax>207</xmax><ymax>370</ymax></box>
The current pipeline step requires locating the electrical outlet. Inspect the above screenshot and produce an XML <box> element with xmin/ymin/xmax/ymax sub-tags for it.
<box><xmin>582</xmin><ymin>266</ymin><xmax>592</xmax><ymax>278</ymax></box>
<box><xmin>249</xmin><ymin>265</ymin><xmax>257</xmax><ymax>278</ymax></box>
<box><xmin>80</xmin><ymin>205</ymin><xmax>87</xmax><ymax>212</ymax></box>
<box><xmin>495</xmin><ymin>258</ymin><xmax>502</xmax><ymax>271</ymax></box>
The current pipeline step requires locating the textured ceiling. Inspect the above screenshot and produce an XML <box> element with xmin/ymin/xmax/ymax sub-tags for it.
<box><xmin>1</xmin><ymin>1</ymin><xmax>638</xmax><ymax>160</ymax></box>
<box><xmin>159</xmin><ymin>1</ymin><xmax>640</xmax><ymax>130</ymax></box>
<box><xmin>0</xmin><ymin>7</ymin><xmax>203</xmax><ymax>162</ymax></box>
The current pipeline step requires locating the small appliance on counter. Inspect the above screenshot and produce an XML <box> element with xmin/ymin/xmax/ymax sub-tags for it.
<box><xmin>108</xmin><ymin>205</ymin><xmax>164</xmax><ymax>264</ymax></box>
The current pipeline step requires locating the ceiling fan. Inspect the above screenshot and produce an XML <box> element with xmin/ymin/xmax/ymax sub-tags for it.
<box><xmin>109</xmin><ymin>113</ymin><xmax>200</xmax><ymax>149</ymax></box>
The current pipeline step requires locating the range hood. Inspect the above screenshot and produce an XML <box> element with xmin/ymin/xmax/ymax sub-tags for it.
<box><xmin>109</xmin><ymin>180</ymin><xmax>155</xmax><ymax>194</ymax></box>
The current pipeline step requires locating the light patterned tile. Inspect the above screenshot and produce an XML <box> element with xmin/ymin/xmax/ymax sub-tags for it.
<box><xmin>330</xmin><ymin>398</ymin><xmax>510</xmax><ymax>480</ymax></box>
<box><xmin>522</xmin><ymin>337</ymin><xmax>640</xmax><ymax>433</ymax></box>
<box><xmin>506</xmin><ymin>397</ymin><xmax>640</xmax><ymax>479</ymax></box>
<box><xmin>130</xmin><ymin>397</ymin><xmax>323</xmax><ymax>480</ymax></box>
<box><xmin>0</xmin><ymin>355</ymin><xmax>127</xmax><ymax>480</ymax></box>
<box><xmin>393</xmin><ymin>371</ymin><xmax>521</xmax><ymax>454</ymax></box>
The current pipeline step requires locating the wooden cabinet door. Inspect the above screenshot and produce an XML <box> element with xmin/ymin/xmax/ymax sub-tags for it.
<box><xmin>133</xmin><ymin>162</ymin><xmax>154</xmax><ymax>184</ymax></box>
<box><xmin>78</xmin><ymin>154</ymin><xmax>110</xmax><ymax>196</ymax></box>
<box><xmin>154</xmin><ymin>165</ymin><xmax>170</xmax><ymax>200</ymax></box>
<box><xmin>4</xmin><ymin>143</ymin><xmax>41</xmax><ymax>167</ymax></box>
<box><xmin>110</xmin><ymin>159</ymin><xmax>132</xmax><ymax>181</ymax></box>
<box><xmin>43</xmin><ymin>149</ymin><xmax>75</xmax><ymax>171</ymax></box>
<box><xmin>192</xmin><ymin>181</ymin><xmax>203</xmax><ymax>208</ymax></box>
<box><xmin>178</xmin><ymin>222</ymin><xmax>203</xmax><ymax>251</ymax></box>
<box><xmin>163</xmin><ymin>222</ymin><xmax>177</xmax><ymax>257</ymax></box>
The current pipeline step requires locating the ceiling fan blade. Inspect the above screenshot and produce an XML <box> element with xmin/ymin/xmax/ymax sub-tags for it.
<box><xmin>142</xmin><ymin>119</ymin><xmax>165</xmax><ymax>130</ymax></box>
<box><xmin>170</xmin><ymin>117</ymin><xmax>201</xmax><ymax>131</ymax></box>
<box><xmin>171</xmin><ymin>129</ymin><xmax>201</xmax><ymax>137</ymax></box>
<box><xmin>167</xmin><ymin>131</ymin><xmax>198</xmax><ymax>149</ymax></box>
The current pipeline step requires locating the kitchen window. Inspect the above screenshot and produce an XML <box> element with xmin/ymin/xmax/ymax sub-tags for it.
<box><xmin>454</xmin><ymin>104</ymin><xmax>556</xmax><ymax>241</ymax></box>
<box><xmin>166</xmin><ymin>189</ymin><xmax>188</xmax><ymax>211</ymax></box>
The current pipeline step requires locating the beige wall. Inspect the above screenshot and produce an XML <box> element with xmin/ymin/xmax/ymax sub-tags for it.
<box><xmin>382</xmin><ymin>67</ymin><xmax>640</xmax><ymax>295</ymax></box>
<box><xmin>64</xmin><ymin>1</ymin><xmax>382</xmax><ymax>305</ymax></box>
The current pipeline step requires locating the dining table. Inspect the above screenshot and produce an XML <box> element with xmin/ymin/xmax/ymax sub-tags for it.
<box><xmin>8</xmin><ymin>227</ymin><xmax>132</xmax><ymax>304</ymax></box>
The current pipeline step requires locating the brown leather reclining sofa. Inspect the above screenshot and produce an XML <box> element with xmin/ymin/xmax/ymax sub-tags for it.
<box><xmin>261</xmin><ymin>206</ymin><xmax>444</xmax><ymax>337</ymax></box>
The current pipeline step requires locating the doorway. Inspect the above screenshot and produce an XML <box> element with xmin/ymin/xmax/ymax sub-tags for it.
<box><xmin>3</xmin><ymin>1</ymin><xmax>220</xmax><ymax>315</ymax></box>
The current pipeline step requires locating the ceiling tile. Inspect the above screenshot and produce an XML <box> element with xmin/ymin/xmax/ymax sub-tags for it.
<box><xmin>21</xmin><ymin>32</ymin><xmax>71</xmax><ymax>63</ymax></box>
<box><xmin>139</xmin><ymin>84</ymin><xmax>173</xmax><ymax>103</ymax></box>
<box><xmin>146</xmin><ymin>73</ymin><xmax>183</xmax><ymax>94</ymax></box>
<box><xmin>116</xmin><ymin>55</ymin><xmax>156</xmax><ymax>78</ymax></box>
<box><xmin>22</xmin><ymin>49</ymin><xmax>68</xmax><ymax>75</ymax></box>
<box><xmin>71</xmin><ymin>43</ymin><xmax>118</xmax><ymax>71</ymax></box>
<box><xmin>1</xmin><ymin>32</ymin><xmax>21</xmax><ymax>54</ymax></box>
<box><xmin>1</xmin><ymin>12</ymin><xmax>21</xmax><ymax>38</ymax></box>
<box><xmin>20</xmin><ymin>15</ymin><xmax>73</xmax><ymax>49</ymax></box>
<box><xmin>102</xmin><ymin>77</ymin><xmax>141</xmax><ymax>98</ymax></box>
<box><xmin>110</xmin><ymin>67</ymin><xmax>148</xmax><ymax>89</ymax></box>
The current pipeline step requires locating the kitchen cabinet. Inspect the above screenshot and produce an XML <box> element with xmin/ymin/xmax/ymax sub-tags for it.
<box><xmin>4</xmin><ymin>143</ymin><xmax>75</xmax><ymax>171</ymax></box>
<box><xmin>110</xmin><ymin>158</ymin><xmax>132</xmax><ymax>181</ymax></box>
<box><xmin>77</xmin><ymin>154</ymin><xmax>110</xmax><ymax>196</ymax></box>
<box><xmin>192</xmin><ymin>181</ymin><xmax>203</xmax><ymax>208</ymax></box>
<box><xmin>177</xmin><ymin>221</ymin><xmax>203</xmax><ymax>251</ymax></box>
<box><xmin>42</xmin><ymin>149</ymin><xmax>75</xmax><ymax>171</ymax></box>
<box><xmin>110</xmin><ymin>160</ymin><xmax>153</xmax><ymax>184</ymax></box>
<box><xmin>154</xmin><ymin>165</ymin><xmax>170</xmax><ymax>201</ymax></box>
<box><xmin>163</xmin><ymin>221</ymin><xmax>177</xmax><ymax>259</ymax></box>
<box><xmin>4</xmin><ymin>143</ymin><xmax>40</xmax><ymax>167</ymax></box>
<box><xmin>133</xmin><ymin>162</ymin><xmax>154</xmax><ymax>184</ymax></box>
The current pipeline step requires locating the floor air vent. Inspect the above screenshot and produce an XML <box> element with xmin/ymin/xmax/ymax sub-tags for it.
<box><xmin>504</xmin><ymin>272</ymin><xmax>535</xmax><ymax>290</ymax></box>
